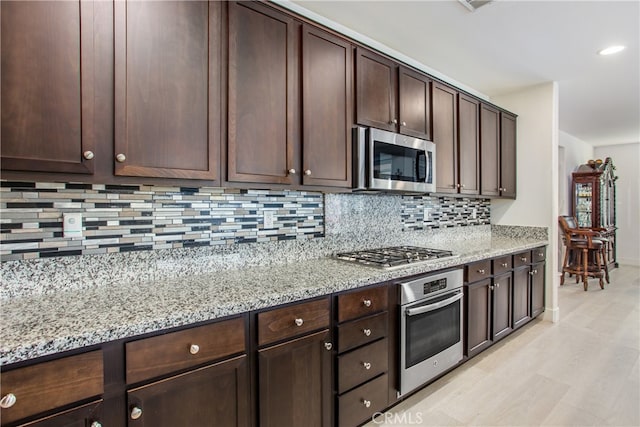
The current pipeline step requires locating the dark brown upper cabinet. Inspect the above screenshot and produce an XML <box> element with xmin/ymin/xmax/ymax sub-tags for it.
<box><xmin>500</xmin><ymin>112</ymin><xmax>517</xmax><ymax>199</ymax></box>
<box><xmin>356</xmin><ymin>48</ymin><xmax>431</xmax><ymax>140</ymax></box>
<box><xmin>480</xmin><ymin>105</ymin><xmax>517</xmax><ymax>199</ymax></box>
<box><xmin>113</xmin><ymin>0</ymin><xmax>221</xmax><ymax>181</ymax></box>
<box><xmin>480</xmin><ymin>103</ymin><xmax>501</xmax><ymax>197</ymax></box>
<box><xmin>227</xmin><ymin>1</ymin><xmax>297</xmax><ymax>185</ymax></box>
<box><xmin>1</xmin><ymin>1</ymin><xmax>96</xmax><ymax>174</ymax></box>
<box><xmin>432</xmin><ymin>82</ymin><xmax>458</xmax><ymax>194</ymax></box>
<box><xmin>301</xmin><ymin>25</ymin><xmax>353</xmax><ymax>188</ymax></box>
<box><xmin>434</xmin><ymin>86</ymin><xmax>480</xmax><ymax>195</ymax></box>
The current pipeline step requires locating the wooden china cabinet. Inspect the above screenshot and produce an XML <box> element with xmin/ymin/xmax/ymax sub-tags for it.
<box><xmin>571</xmin><ymin>157</ymin><xmax>618</xmax><ymax>268</ymax></box>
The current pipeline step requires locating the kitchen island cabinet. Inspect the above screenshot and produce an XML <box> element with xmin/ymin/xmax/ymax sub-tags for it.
<box><xmin>114</xmin><ymin>0</ymin><xmax>222</xmax><ymax>181</ymax></box>
<box><xmin>1</xmin><ymin>1</ymin><xmax>96</xmax><ymax>175</ymax></box>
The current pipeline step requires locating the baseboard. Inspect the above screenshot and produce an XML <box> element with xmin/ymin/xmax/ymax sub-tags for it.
<box><xmin>616</xmin><ymin>257</ymin><xmax>640</xmax><ymax>267</ymax></box>
<box><xmin>543</xmin><ymin>306</ymin><xmax>560</xmax><ymax>323</ymax></box>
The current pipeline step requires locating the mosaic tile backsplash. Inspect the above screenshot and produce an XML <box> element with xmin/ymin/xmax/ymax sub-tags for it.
<box><xmin>0</xmin><ymin>181</ymin><xmax>490</xmax><ymax>261</ymax></box>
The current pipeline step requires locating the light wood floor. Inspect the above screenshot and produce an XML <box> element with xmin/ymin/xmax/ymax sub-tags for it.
<box><xmin>366</xmin><ymin>265</ymin><xmax>640</xmax><ymax>426</ymax></box>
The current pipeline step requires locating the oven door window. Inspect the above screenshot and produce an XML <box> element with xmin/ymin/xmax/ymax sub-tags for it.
<box><xmin>405</xmin><ymin>293</ymin><xmax>461</xmax><ymax>368</ymax></box>
<box><xmin>373</xmin><ymin>141</ymin><xmax>428</xmax><ymax>183</ymax></box>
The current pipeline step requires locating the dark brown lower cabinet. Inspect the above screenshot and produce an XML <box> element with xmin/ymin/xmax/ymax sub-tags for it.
<box><xmin>127</xmin><ymin>355</ymin><xmax>249</xmax><ymax>427</ymax></box>
<box><xmin>531</xmin><ymin>261</ymin><xmax>546</xmax><ymax>318</ymax></box>
<box><xmin>338</xmin><ymin>373</ymin><xmax>388</xmax><ymax>427</ymax></box>
<box><xmin>513</xmin><ymin>266</ymin><xmax>532</xmax><ymax>329</ymax></box>
<box><xmin>465</xmin><ymin>278</ymin><xmax>492</xmax><ymax>357</ymax></box>
<box><xmin>492</xmin><ymin>272</ymin><xmax>514</xmax><ymax>341</ymax></box>
<box><xmin>258</xmin><ymin>330</ymin><xmax>332</xmax><ymax>427</ymax></box>
<box><xmin>15</xmin><ymin>401</ymin><xmax>102</xmax><ymax>427</ymax></box>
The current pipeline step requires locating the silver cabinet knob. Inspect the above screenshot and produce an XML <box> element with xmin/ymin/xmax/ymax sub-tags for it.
<box><xmin>304</xmin><ymin>169</ymin><xmax>312</xmax><ymax>176</ymax></box>
<box><xmin>456</xmin><ymin>183</ymin><xmax>461</xmax><ymax>189</ymax></box>
<box><xmin>496</xmin><ymin>283</ymin><xmax>500</xmax><ymax>288</ymax></box>
<box><xmin>402</xmin><ymin>121</ymin><xmax>407</xmax><ymax>126</ymax></box>
<box><xmin>521</xmin><ymin>257</ymin><xmax>527</xmax><ymax>262</ymax></box>
<box><xmin>130</xmin><ymin>406</ymin><xmax>143</xmax><ymax>420</ymax></box>
<box><xmin>189</xmin><ymin>344</ymin><xmax>200</xmax><ymax>355</ymax></box>
<box><xmin>324</xmin><ymin>342</ymin><xmax>333</xmax><ymax>351</ymax></box>
<box><xmin>460</xmin><ymin>184</ymin><xmax>465</xmax><ymax>188</ymax></box>
<box><xmin>288</xmin><ymin>168</ymin><xmax>296</xmax><ymax>175</ymax></box>
<box><xmin>83</xmin><ymin>151</ymin><xmax>95</xmax><ymax>160</ymax></box>
<box><xmin>477</xmin><ymin>269</ymin><xmax>485</xmax><ymax>274</ymax></box>
<box><xmin>0</xmin><ymin>393</ymin><xmax>16</xmax><ymax>408</ymax></box>
<box><xmin>533</xmin><ymin>269</ymin><xmax>538</xmax><ymax>274</ymax></box>
<box><xmin>91</xmin><ymin>422</ymin><xmax>103</xmax><ymax>427</ymax></box>
<box><xmin>294</xmin><ymin>318</ymin><xmax>304</xmax><ymax>327</ymax></box>
<box><xmin>501</xmin><ymin>262</ymin><xmax>508</xmax><ymax>268</ymax></box>
<box><xmin>363</xmin><ymin>328</ymin><xmax>372</xmax><ymax>337</ymax></box>
<box><xmin>363</xmin><ymin>399</ymin><xmax>371</xmax><ymax>408</ymax></box>
<box><xmin>363</xmin><ymin>299</ymin><xmax>372</xmax><ymax>308</ymax></box>
<box><xmin>116</xmin><ymin>153</ymin><xmax>126</xmax><ymax>163</ymax></box>
<box><xmin>489</xmin><ymin>285</ymin><xmax>494</xmax><ymax>290</ymax></box>
<box><xmin>363</xmin><ymin>362</ymin><xmax>371</xmax><ymax>370</ymax></box>
<box><xmin>538</xmin><ymin>252</ymin><xmax>544</xmax><ymax>257</ymax></box>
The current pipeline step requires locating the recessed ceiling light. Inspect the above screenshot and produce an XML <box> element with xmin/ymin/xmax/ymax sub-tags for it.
<box><xmin>598</xmin><ymin>45</ymin><xmax>626</xmax><ymax>56</ymax></box>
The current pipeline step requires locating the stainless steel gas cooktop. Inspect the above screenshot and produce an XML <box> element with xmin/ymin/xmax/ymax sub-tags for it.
<box><xmin>334</xmin><ymin>246</ymin><xmax>457</xmax><ymax>270</ymax></box>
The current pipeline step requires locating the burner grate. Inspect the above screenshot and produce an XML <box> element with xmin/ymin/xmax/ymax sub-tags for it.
<box><xmin>335</xmin><ymin>246</ymin><xmax>456</xmax><ymax>269</ymax></box>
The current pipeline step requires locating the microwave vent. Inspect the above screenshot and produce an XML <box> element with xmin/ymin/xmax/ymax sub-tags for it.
<box><xmin>458</xmin><ymin>0</ymin><xmax>494</xmax><ymax>12</ymax></box>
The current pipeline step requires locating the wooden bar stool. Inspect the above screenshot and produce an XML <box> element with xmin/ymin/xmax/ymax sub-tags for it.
<box><xmin>559</xmin><ymin>216</ymin><xmax>609</xmax><ymax>291</ymax></box>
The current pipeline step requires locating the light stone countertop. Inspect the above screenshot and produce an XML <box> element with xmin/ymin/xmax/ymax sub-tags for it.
<box><xmin>0</xmin><ymin>235</ymin><xmax>547</xmax><ymax>366</ymax></box>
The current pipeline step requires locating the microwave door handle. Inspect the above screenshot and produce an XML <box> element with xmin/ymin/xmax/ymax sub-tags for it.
<box><xmin>417</xmin><ymin>152</ymin><xmax>426</xmax><ymax>182</ymax></box>
<box><xmin>405</xmin><ymin>292</ymin><xmax>463</xmax><ymax>316</ymax></box>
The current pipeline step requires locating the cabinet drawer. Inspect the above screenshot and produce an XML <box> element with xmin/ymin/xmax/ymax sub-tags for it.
<box><xmin>466</xmin><ymin>259</ymin><xmax>491</xmax><ymax>283</ymax></box>
<box><xmin>338</xmin><ymin>312</ymin><xmax>388</xmax><ymax>353</ymax></box>
<box><xmin>514</xmin><ymin>250</ymin><xmax>532</xmax><ymax>268</ymax></box>
<box><xmin>338</xmin><ymin>285</ymin><xmax>388</xmax><ymax>323</ymax></box>
<box><xmin>493</xmin><ymin>255</ymin><xmax>512</xmax><ymax>275</ymax></box>
<box><xmin>533</xmin><ymin>247</ymin><xmax>546</xmax><ymax>263</ymax></box>
<box><xmin>338</xmin><ymin>338</ymin><xmax>388</xmax><ymax>393</ymax></box>
<box><xmin>258</xmin><ymin>297</ymin><xmax>330</xmax><ymax>346</ymax></box>
<box><xmin>338</xmin><ymin>373</ymin><xmax>388</xmax><ymax>427</ymax></box>
<box><xmin>126</xmin><ymin>316</ymin><xmax>245</xmax><ymax>384</ymax></box>
<box><xmin>0</xmin><ymin>351</ymin><xmax>103</xmax><ymax>425</ymax></box>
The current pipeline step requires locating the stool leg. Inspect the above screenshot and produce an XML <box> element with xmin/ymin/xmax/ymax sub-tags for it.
<box><xmin>602</xmin><ymin>247</ymin><xmax>610</xmax><ymax>283</ymax></box>
<box><xmin>561</xmin><ymin>247</ymin><xmax>569</xmax><ymax>286</ymax></box>
<box><xmin>582</xmin><ymin>248</ymin><xmax>589</xmax><ymax>291</ymax></box>
<box><xmin>596</xmin><ymin>248</ymin><xmax>604</xmax><ymax>289</ymax></box>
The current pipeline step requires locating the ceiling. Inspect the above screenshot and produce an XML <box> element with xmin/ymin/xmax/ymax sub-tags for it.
<box><xmin>286</xmin><ymin>0</ymin><xmax>640</xmax><ymax>146</ymax></box>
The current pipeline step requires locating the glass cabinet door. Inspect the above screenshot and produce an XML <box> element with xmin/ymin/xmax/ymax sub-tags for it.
<box><xmin>575</xmin><ymin>182</ymin><xmax>593</xmax><ymax>227</ymax></box>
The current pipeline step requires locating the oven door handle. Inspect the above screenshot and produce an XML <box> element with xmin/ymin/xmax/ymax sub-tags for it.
<box><xmin>405</xmin><ymin>291</ymin><xmax>463</xmax><ymax>316</ymax></box>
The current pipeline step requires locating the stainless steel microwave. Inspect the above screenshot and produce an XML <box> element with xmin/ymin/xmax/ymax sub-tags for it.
<box><xmin>353</xmin><ymin>127</ymin><xmax>436</xmax><ymax>193</ymax></box>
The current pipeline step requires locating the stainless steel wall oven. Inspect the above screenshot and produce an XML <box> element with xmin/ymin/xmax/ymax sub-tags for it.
<box><xmin>399</xmin><ymin>268</ymin><xmax>464</xmax><ymax>396</ymax></box>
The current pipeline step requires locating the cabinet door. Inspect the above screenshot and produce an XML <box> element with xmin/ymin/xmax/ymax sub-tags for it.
<box><xmin>492</xmin><ymin>272</ymin><xmax>513</xmax><ymax>341</ymax></box>
<box><xmin>114</xmin><ymin>1</ymin><xmax>221</xmax><ymax>180</ymax></box>
<box><xmin>433</xmin><ymin>83</ymin><xmax>458</xmax><ymax>194</ymax></box>
<box><xmin>500</xmin><ymin>112</ymin><xmax>517</xmax><ymax>198</ymax></box>
<box><xmin>531</xmin><ymin>262</ymin><xmax>545</xmax><ymax>318</ymax></box>
<box><xmin>465</xmin><ymin>279</ymin><xmax>491</xmax><ymax>357</ymax></box>
<box><xmin>302</xmin><ymin>26</ymin><xmax>353</xmax><ymax>187</ymax></box>
<box><xmin>480</xmin><ymin>103</ymin><xmax>500</xmax><ymax>197</ymax></box>
<box><xmin>512</xmin><ymin>267</ymin><xmax>532</xmax><ymax>329</ymax></box>
<box><xmin>258</xmin><ymin>329</ymin><xmax>332</xmax><ymax>427</ymax></box>
<box><xmin>356</xmin><ymin>48</ymin><xmax>397</xmax><ymax>132</ymax></box>
<box><xmin>227</xmin><ymin>1</ymin><xmax>297</xmax><ymax>184</ymax></box>
<box><xmin>1</xmin><ymin>1</ymin><xmax>95</xmax><ymax>174</ymax></box>
<box><xmin>457</xmin><ymin>94</ymin><xmax>480</xmax><ymax>195</ymax></box>
<box><xmin>398</xmin><ymin>67</ymin><xmax>431</xmax><ymax>140</ymax></box>
<box><xmin>127</xmin><ymin>355</ymin><xmax>249</xmax><ymax>427</ymax></box>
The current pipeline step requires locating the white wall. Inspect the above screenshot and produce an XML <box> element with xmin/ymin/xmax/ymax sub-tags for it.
<box><xmin>492</xmin><ymin>82</ymin><xmax>560</xmax><ymax>323</ymax></box>
<box><xmin>558</xmin><ymin>131</ymin><xmax>594</xmax><ymax>215</ymax></box>
<box><xmin>594</xmin><ymin>143</ymin><xmax>640</xmax><ymax>266</ymax></box>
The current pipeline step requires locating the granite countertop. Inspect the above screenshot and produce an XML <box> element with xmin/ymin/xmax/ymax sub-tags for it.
<box><xmin>0</xmin><ymin>235</ymin><xmax>547</xmax><ymax>366</ymax></box>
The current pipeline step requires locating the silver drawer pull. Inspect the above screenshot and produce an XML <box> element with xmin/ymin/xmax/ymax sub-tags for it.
<box><xmin>130</xmin><ymin>406</ymin><xmax>143</xmax><ymax>420</ymax></box>
<box><xmin>363</xmin><ymin>299</ymin><xmax>372</xmax><ymax>308</ymax></box>
<box><xmin>501</xmin><ymin>262</ymin><xmax>508</xmax><ymax>268</ymax></box>
<box><xmin>91</xmin><ymin>422</ymin><xmax>103</xmax><ymax>427</ymax></box>
<box><xmin>0</xmin><ymin>393</ymin><xmax>16</xmax><ymax>408</ymax></box>
<box><xmin>363</xmin><ymin>362</ymin><xmax>372</xmax><ymax>370</ymax></box>
<box><xmin>363</xmin><ymin>328</ymin><xmax>372</xmax><ymax>337</ymax></box>
<box><xmin>189</xmin><ymin>344</ymin><xmax>200</xmax><ymax>355</ymax></box>
<box><xmin>538</xmin><ymin>252</ymin><xmax>544</xmax><ymax>257</ymax></box>
<box><xmin>521</xmin><ymin>256</ymin><xmax>527</xmax><ymax>262</ymax></box>
<box><xmin>294</xmin><ymin>318</ymin><xmax>304</xmax><ymax>327</ymax></box>
<box><xmin>324</xmin><ymin>342</ymin><xmax>333</xmax><ymax>351</ymax></box>
<box><xmin>363</xmin><ymin>399</ymin><xmax>371</xmax><ymax>408</ymax></box>
<box><xmin>477</xmin><ymin>269</ymin><xmax>485</xmax><ymax>274</ymax></box>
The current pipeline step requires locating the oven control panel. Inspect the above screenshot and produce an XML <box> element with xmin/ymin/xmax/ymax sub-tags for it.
<box><xmin>423</xmin><ymin>278</ymin><xmax>447</xmax><ymax>295</ymax></box>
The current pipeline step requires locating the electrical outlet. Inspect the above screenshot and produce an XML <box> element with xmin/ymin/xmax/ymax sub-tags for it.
<box><xmin>471</xmin><ymin>208</ymin><xmax>477</xmax><ymax>219</ymax></box>
<box><xmin>63</xmin><ymin>212</ymin><xmax>83</xmax><ymax>238</ymax></box>
<box><xmin>263</xmin><ymin>211</ymin><xmax>275</xmax><ymax>229</ymax></box>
